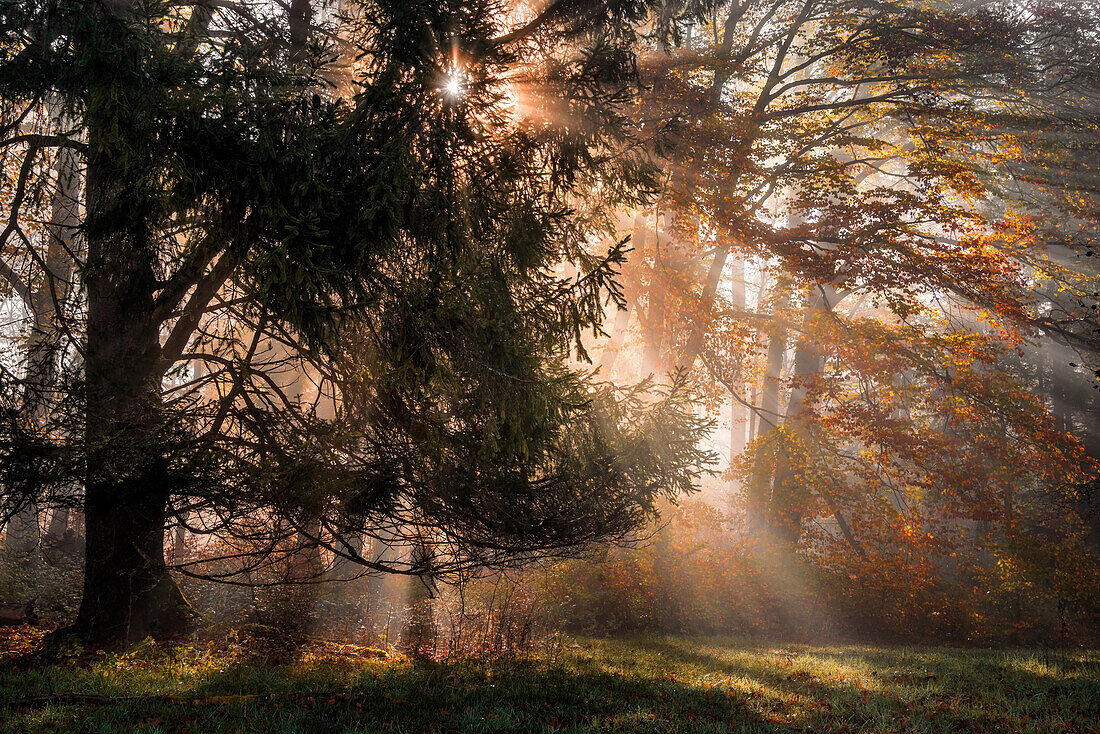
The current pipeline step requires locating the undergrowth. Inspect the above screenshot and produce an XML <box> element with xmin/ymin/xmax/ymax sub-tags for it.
<box><xmin>1</xmin><ymin>629</ymin><xmax>1097</xmax><ymax>733</ymax></box>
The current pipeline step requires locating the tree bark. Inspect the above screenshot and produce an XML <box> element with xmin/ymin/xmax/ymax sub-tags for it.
<box><xmin>728</xmin><ymin>257</ymin><xmax>747</xmax><ymax>460</ymax></box>
<box><xmin>4</xmin><ymin>101</ymin><xmax>81</xmax><ymax>555</ymax></box>
<box><xmin>768</xmin><ymin>289</ymin><xmax>826</xmax><ymax>546</ymax></box>
<box><xmin>70</xmin><ymin>91</ymin><xmax>194</xmax><ymax>644</ymax></box>
<box><xmin>363</xmin><ymin>530</ymin><xmax>399</xmax><ymax>625</ymax></box>
<box><xmin>635</xmin><ymin>216</ymin><xmax>666</xmax><ymax>376</ymax></box>
<box><xmin>747</xmin><ymin>291</ymin><xmax>788</xmax><ymax>535</ymax></box>
<box><xmin>41</xmin><ymin>103</ymin><xmax>81</xmax><ymax>550</ymax></box>
<box><xmin>403</xmin><ymin>541</ymin><xmax>437</xmax><ymax>658</ymax></box>
<box><xmin>767</xmin><ymin>287</ymin><xmax>869</xmax><ymax>557</ymax></box>
<box><xmin>288</xmin><ymin>0</ymin><xmax>313</xmax><ymax>65</ymax></box>
<box><xmin>677</xmin><ymin>243</ymin><xmax>729</xmax><ymax>371</ymax></box>
<box><xmin>597</xmin><ymin>303</ymin><xmax>632</xmax><ymax>373</ymax></box>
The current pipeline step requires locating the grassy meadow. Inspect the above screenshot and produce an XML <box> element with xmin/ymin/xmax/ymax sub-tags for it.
<box><xmin>1</xmin><ymin>630</ymin><xmax>1097</xmax><ymax>733</ymax></box>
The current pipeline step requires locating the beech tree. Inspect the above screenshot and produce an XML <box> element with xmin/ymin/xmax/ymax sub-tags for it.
<box><xmin>559</xmin><ymin>1</ymin><xmax>1099</xmax><ymax>637</ymax></box>
<box><xmin>594</xmin><ymin>0</ymin><xmax>1099</xmax><ymax>565</ymax></box>
<box><xmin>0</xmin><ymin>0</ymin><xmax>713</xmax><ymax>645</ymax></box>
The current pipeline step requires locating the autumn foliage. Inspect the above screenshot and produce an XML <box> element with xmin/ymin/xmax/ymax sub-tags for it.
<box><xmin>540</xmin><ymin>497</ymin><xmax>1100</xmax><ymax>644</ymax></box>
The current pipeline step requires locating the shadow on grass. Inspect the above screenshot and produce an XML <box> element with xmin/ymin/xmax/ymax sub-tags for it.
<box><xmin>4</xmin><ymin>658</ymin><xmax>814</xmax><ymax>733</ymax></box>
<box><xmin>611</xmin><ymin>636</ymin><xmax>1099</xmax><ymax>732</ymax></box>
<box><xmin>2</xmin><ymin>636</ymin><xmax>1098</xmax><ymax>733</ymax></box>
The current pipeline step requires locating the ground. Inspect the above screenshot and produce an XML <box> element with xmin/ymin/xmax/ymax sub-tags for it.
<box><xmin>1</xmin><ymin>629</ymin><xmax>1097</xmax><ymax>733</ymax></box>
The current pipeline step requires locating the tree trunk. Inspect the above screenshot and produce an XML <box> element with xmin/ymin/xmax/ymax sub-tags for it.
<box><xmin>768</xmin><ymin>289</ymin><xmax>826</xmax><ymax>546</ymax></box>
<box><xmin>41</xmin><ymin>103</ymin><xmax>81</xmax><ymax>550</ymax></box>
<box><xmin>403</xmin><ymin>541</ymin><xmax>437</xmax><ymax>658</ymax></box>
<box><xmin>70</xmin><ymin>101</ymin><xmax>194</xmax><ymax>645</ymax></box>
<box><xmin>728</xmin><ymin>258</ymin><xmax>747</xmax><ymax>461</ymax></box>
<box><xmin>77</xmin><ymin>489</ymin><xmax>192</xmax><ymax>643</ymax></box>
<box><xmin>767</xmin><ymin>287</ymin><xmax>868</xmax><ymax>557</ymax></box>
<box><xmin>5</xmin><ymin>101</ymin><xmax>81</xmax><ymax>555</ymax></box>
<box><xmin>598</xmin><ymin>304</ymin><xmax>632</xmax><ymax>373</ymax></box>
<box><xmin>288</xmin><ymin>0</ymin><xmax>313</xmax><ymax>64</ymax></box>
<box><xmin>45</xmin><ymin>508</ymin><xmax>69</xmax><ymax>545</ymax></box>
<box><xmin>77</xmin><ymin>293</ymin><xmax>194</xmax><ymax>643</ymax></box>
<box><xmin>678</xmin><ymin>243</ymin><xmax>729</xmax><ymax>371</ymax></box>
<box><xmin>3</xmin><ymin>511</ymin><xmax>39</xmax><ymax>555</ymax></box>
<box><xmin>747</xmin><ymin>291</ymin><xmax>788</xmax><ymax>535</ymax></box>
<box><xmin>636</xmin><ymin>216</ymin><xmax>665</xmax><ymax>376</ymax></box>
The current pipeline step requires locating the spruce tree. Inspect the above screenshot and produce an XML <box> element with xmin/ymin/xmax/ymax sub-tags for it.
<box><xmin>0</xmin><ymin>0</ymin><xmax>711</xmax><ymax>645</ymax></box>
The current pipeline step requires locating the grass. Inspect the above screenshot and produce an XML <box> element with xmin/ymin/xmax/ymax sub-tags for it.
<box><xmin>1</xmin><ymin>630</ymin><xmax>1098</xmax><ymax>733</ymax></box>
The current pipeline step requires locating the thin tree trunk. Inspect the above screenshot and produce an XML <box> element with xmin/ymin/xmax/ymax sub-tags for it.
<box><xmin>747</xmin><ymin>385</ymin><xmax>759</xmax><ymax>444</ymax></box>
<box><xmin>747</xmin><ymin>291</ymin><xmax>788</xmax><ymax>535</ymax></box>
<box><xmin>45</xmin><ymin>508</ymin><xmax>70</xmax><ymax>545</ymax></box>
<box><xmin>669</xmin><ymin>1</ymin><xmax>757</xmax><ymax>376</ymax></box>
<box><xmin>41</xmin><ymin>104</ymin><xmax>80</xmax><ymax>549</ymax></box>
<box><xmin>768</xmin><ymin>289</ymin><xmax>826</xmax><ymax>546</ymax></box>
<box><xmin>678</xmin><ymin>243</ymin><xmax>729</xmax><ymax>371</ymax></box>
<box><xmin>2</xmin><ymin>511</ymin><xmax>38</xmax><ymax>555</ymax></box>
<box><xmin>636</xmin><ymin>216</ymin><xmax>665</xmax><ymax>376</ymax></box>
<box><xmin>403</xmin><ymin>540</ymin><xmax>437</xmax><ymax>658</ymax></box>
<box><xmin>768</xmin><ymin>287</ymin><xmax>868</xmax><ymax>557</ymax></box>
<box><xmin>597</xmin><ymin>304</ymin><xmax>631</xmax><ymax>373</ymax></box>
<box><xmin>365</xmin><ymin>531</ymin><xmax>396</xmax><ymax>623</ymax></box>
<box><xmin>6</xmin><ymin>102</ymin><xmax>81</xmax><ymax>555</ymax></box>
<box><xmin>728</xmin><ymin>257</ymin><xmax>747</xmax><ymax>460</ymax></box>
<box><xmin>288</xmin><ymin>0</ymin><xmax>313</xmax><ymax>65</ymax></box>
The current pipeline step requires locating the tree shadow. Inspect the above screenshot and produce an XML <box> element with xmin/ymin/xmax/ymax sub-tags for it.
<box><xmin>617</xmin><ymin>636</ymin><xmax>1100</xmax><ymax>732</ymax></box>
<box><xmin>2</xmin><ymin>637</ymin><xmax>1098</xmax><ymax>733</ymax></box>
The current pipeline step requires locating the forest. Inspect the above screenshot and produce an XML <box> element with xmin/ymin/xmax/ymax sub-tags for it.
<box><xmin>0</xmin><ymin>1</ymin><xmax>1098</xmax><ymax>732</ymax></box>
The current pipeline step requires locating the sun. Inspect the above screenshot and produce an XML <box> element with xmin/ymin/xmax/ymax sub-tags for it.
<box><xmin>442</xmin><ymin>70</ymin><xmax>463</xmax><ymax>99</ymax></box>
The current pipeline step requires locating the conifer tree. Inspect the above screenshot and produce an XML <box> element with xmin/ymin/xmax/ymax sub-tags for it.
<box><xmin>0</xmin><ymin>0</ymin><xmax>712</xmax><ymax>645</ymax></box>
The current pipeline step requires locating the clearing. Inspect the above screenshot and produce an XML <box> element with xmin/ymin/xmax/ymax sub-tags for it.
<box><xmin>1</xmin><ymin>631</ymin><xmax>1097</xmax><ymax>733</ymax></box>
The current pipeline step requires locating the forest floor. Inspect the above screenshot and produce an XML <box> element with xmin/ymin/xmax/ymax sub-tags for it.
<box><xmin>1</xmin><ymin>628</ymin><xmax>1097</xmax><ymax>733</ymax></box>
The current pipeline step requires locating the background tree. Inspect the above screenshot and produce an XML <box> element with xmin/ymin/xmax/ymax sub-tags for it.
<box><xmin>583</xmin><ymin>0</ymin><xmax>1099</xmax><ymax>632</ymax></box>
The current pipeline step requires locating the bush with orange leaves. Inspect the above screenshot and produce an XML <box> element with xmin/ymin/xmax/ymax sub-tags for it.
<box><xmin>536</xmin><ymin>498</ymin><xmax>1100</xmax><ymax>645</ymax></box>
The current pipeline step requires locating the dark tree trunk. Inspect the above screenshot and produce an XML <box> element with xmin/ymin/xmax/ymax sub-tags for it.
<box><xmin>40</xmin><ymin>103</ymin><xmax>81</xmax><ymax>551</ymax></box>
<box><xmin>77</xmin><ymin>489</ymin><xmax>192</xmax><ymax>642</ymax></box>
<box><xmin>76</xmin><ymin>246</ymin><xmax>194</xmax><ymax>642</ymax></box>
<box><xmin>288</xmin><ymin>0</ymin><xmax>313</xmax><ymax>64</ymax></box>
<box><xmin>170</xmin><ymin>512</ymin><xmax>189</xmax><ymax>562</ymax></box>
<box><xmin>7</xmin><ymin>235</ymin><xmax>64</xmax><ymax>555</ymax></box>
<box><xmin>69</xmin><ymin>97</ymin><xmax>194</xmax><ymax>645</ymax></box>
<box><xmin>403</xmin><ymin>541</ymin><xmax>437</xmax><ymax>658</ymax></box>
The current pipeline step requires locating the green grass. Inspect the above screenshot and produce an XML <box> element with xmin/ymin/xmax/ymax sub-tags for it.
<box><xmin>1</xmin><ymin>633</ymin><xmax>1098</xmax><ymax>733</ymax></box>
